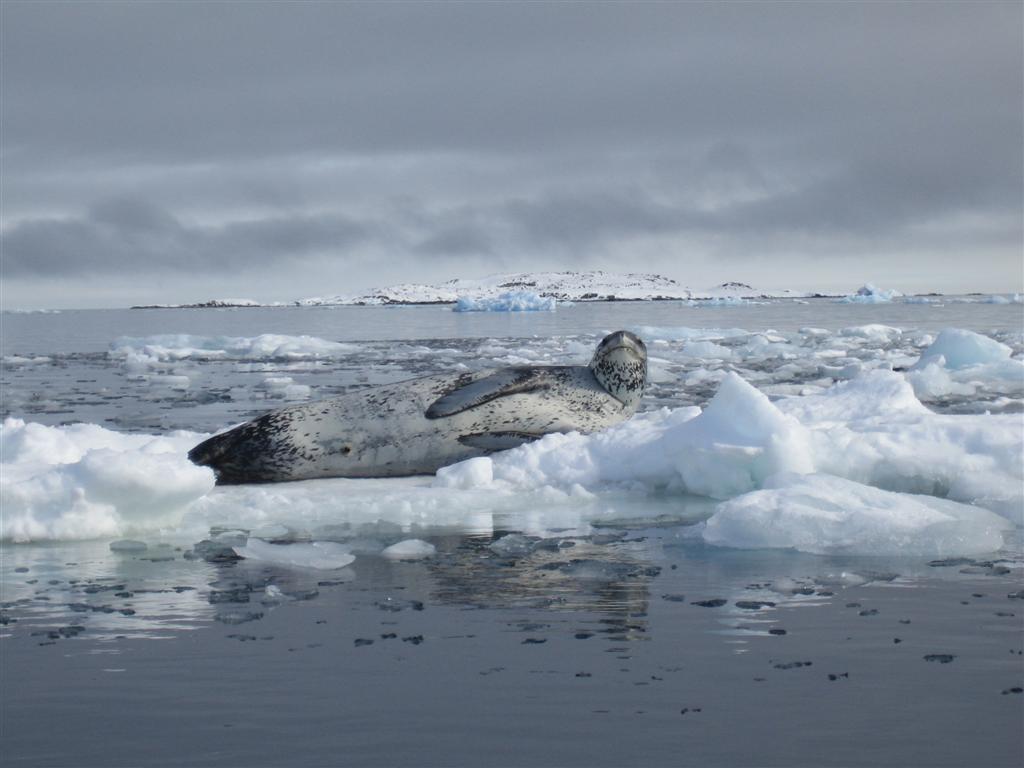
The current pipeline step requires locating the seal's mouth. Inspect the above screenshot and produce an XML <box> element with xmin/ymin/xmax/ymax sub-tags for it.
<box><xmin>603</xmin><ymin>343</ymin><xmax>645</xmax><ymax>359</ymax></box>
<box><xmin>599</xmin><ymin>331</ymin><xmax>647</xmax><ymax>360</ymax></box>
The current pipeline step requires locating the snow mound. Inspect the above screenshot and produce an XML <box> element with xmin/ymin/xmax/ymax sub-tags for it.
<box><xmin>704</xmin><ymin>473</ymin><xmax>1011</xmax><ymax>556</ymax></box>
<box><xmin>453</xmin><ymin>291</ymin><xmax>556</xmax><ymax>312</ymax></box>
<box><xmin>1</xmin><ymin>418</ymin><xmax>215</xmax><ymax>542</ymax></box>
<box><xmin>233</xmin><ymin>539</ymin><xmax>355</xmax><ymax>569</ymax></box>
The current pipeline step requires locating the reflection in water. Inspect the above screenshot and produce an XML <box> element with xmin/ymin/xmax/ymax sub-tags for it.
<box><xmin>2</xmin><ymin>524</ymin><xmax>1020</xmax><ymax>650</ymax></box>
<box><xmin>1</xmin><ymin>540</ymin><xmax>219</xmax><ymax>640</ymax></box>
<box><xmin>426</xmin><ymin>535</ymin><xmax>666</xmax><ymax>643</ymax></box>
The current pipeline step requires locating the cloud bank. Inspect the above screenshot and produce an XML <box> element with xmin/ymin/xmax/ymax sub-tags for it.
<box><xmin>2</xmin><ymin>2</ymin><xmax>1021</xmax><ymax>307</ymax></box>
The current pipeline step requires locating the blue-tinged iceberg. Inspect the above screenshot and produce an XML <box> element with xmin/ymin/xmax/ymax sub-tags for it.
<box><xmin>453</xmin><ymin>291</ymin><xmax>556</xmax><ymax>312</ymax></box>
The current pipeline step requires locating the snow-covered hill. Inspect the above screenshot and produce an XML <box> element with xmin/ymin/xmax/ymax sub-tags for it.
<box><xmin>297</xmin><ymin>271</ymin><xmax>822</xmax><ymax>306</ymax></box>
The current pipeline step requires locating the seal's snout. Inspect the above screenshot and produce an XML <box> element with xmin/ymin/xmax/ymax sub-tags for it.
<box><xmin>188</xmin><ymin>433</ymin><xmax>228</xmax><ymax>473</ymax></box>
<box><xmin>594</xmin><ymin>330</ymin><xmax>647</xmax><ymax>361</ymax></box>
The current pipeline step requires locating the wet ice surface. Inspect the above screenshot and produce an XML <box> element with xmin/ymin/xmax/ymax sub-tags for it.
<box><xmin>2</xmin><ymin>299</ymin><xmax>1023</xmax><ymax>766</ymax></box>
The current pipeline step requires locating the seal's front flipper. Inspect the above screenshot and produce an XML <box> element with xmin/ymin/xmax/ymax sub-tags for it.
<box><xmin>426</xmin><ymin>368</ymin><xmax>554</xmax><ymax>419</ymax></box>
<box><xmin>457</xmin><ymin>431</ymin><xmax>546</xmax><ymax>452</ymax></box>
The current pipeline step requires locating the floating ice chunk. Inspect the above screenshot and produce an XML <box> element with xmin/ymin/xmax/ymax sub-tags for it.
<box><xmin>836</xmin><ymin>284</ymin><xmax>903</xmax><ymax>303</ymax></box>
<box><xmin>381</xmin><ymin>539</ymin><xmax>436</xmax><ymax>559</ymax></box>
<box><xmin>703</xmin><ymin>473</ymin><xmax>1011</xmax><ymax>556</ymax></box>
<box><xmin>905</xmin><ymin>362</ymin><xmax>977</xmax><ymax>399</ymax></box>
<box><xmin>839</xmin><ymin>324</ymin><xmax>903</xmax><ymax>343</ymax></box>
<box><xmin>264</xmin><ymin>584</ymin><xmax>284</xmax><ymax>601</ymax></box>
<box><xmin>232</xmin><ymin>539</ymin><xmax>355</xmax><ymax>569</ymax></box>
<box><xmin>694</xmin><ymin>296</ymin><xmax>749</xmax><ymax>307</ymax></box>
<box><xmin>1</xmin><ymin>418</ymin><xmax>215</xmax><ymax>542</ymax></box>
<box><xmin>2</xmin><ymin>355</ymin><xmax>52</xmax><ymax>365</ymax></box>
<box><xmin>161</xmin><ymin>375</ymin><xmax>191</xmax><ymax>391</ymax></box>
<box><xmin>110</xmin><ymin>334</ymin><xmax>357</xmax><ymax>366</ymax></box>
<box><xmin>454</xmin><ymin>291</ymin><xmax>556</xmax><ymax>312</ymax></box>
<box><xmin>259</xmin><ymin>376</ymin><xmax>312</xmax><ymax>400</ymax></box>
<box><xmin>489</xmin><ymin>533</ymin><xmax>538</xmax><ymax>557</ymax></box>
<box><xmin>912</xmin><ymin>328</ymin><xmax>1013</xmax><ymax>370</ymax></box>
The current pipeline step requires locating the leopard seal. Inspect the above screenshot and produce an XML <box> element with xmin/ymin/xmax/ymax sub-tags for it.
<box><xmin>188</xmin><ymin>330</ymin><xmax>647</xmax><ymax>483</ymax></box>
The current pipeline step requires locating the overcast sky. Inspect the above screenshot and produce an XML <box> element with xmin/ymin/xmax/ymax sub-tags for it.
<box><xmin>2</xmin><ymin>1</ymin><xmax>1021</xmax><ymax>308</ymax></box>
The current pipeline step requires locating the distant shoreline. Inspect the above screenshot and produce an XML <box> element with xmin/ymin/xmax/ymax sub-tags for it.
<box><xmin>129</xmin><ymin>293</ymin><xmax>958</xmax><ymax>310</ymax></box>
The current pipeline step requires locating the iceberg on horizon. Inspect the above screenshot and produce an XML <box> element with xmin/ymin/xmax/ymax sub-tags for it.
<box><xmin>453</xmin><ymin>290</ymin><xmax>556</xmax><ymax>312</ymax></box>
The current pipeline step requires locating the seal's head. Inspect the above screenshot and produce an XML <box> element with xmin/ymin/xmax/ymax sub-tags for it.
<box><xmin>589</xmin><ymin>330</ymin><xmax>647</xmax><ymax>410</ymax></box>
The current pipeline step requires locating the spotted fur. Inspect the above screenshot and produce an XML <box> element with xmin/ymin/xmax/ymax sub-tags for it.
<box><xmin>189</xmin><ymin>331</ymin><xmax>648</xmax><ymax>483</ymax></box>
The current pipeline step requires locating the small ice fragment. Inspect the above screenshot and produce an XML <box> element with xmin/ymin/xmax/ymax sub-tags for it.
<box><xmin>381</xmin><ymin>539</ymin><xmax>436</xmax><ymax>560</ymax></box>
<box><xmin>264</xmin><ymin>584</ymin><xmax>284</xmax><ymax>601</ymax></box>
<box><xmin>233</xmin><ymin>539</ymin><xmax>354</xmax><ymax>570</ymax></box>
<box><xmin>489</xmin><ymin>534</ymin><xmax>537</xmax><ymax>557</ymax></box>
<box><xmin>109</xmin><ymin>539</ymin><xmax>147</xmax><ymax>552</ymax></box>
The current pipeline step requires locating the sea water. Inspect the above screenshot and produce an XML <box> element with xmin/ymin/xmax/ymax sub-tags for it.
<box><xmin>2</xmin><ymin>299</ymin><xmax>1022</xmax><ymax>766</ymax></box>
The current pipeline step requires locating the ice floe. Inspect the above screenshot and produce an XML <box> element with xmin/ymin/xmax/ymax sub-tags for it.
<box><xmin>109</xmin><ymin>333</ymin><xmax>357</xmax><ymax>366</ymax></box>
<box><xmin>3</xmin><ymin>324</ymin><xmax>1022</xmax><ymax>557</ymax></box>
<box><xmin>704</xmin><ymin>473</ymin><xmax>1011</xmax><ymax>556</ymax></box>
<box><xmin>837</xmin><ymin>283</ymin><xmax>904</xmax><ymax>304</ymax></box>
<box><xmin>380</xmin><ymin>539</ymin><xmax>437</xmax><ymax>559</ymax></box>
<box><xmin>453</xmin><ymin>291</ymin><xmax>556</xmax><ymax>312</ymax></box>
<box><xmin>0</xmin><ymin>418</ymin><xmax>214</xmax><ymax>542</ymax></box>
<box><xmin>906</xmin><ymin>329</ymin><xmax>1024</xmax><ymax>401</ymax></box>
<box><xmin>232</xmin><ymin>539</ymin><xmax>355</xmax><ymax>570</ymax></box>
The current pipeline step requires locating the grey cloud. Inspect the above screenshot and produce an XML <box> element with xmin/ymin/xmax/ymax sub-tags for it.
<box><xmin>1</xmin><ymin>1</ymin><xmax>1021</xmax><ymax>304</ymax></box>
<box><xmin>3</xmin><ymin>2</ymin><xmax>1019</xmax><ymax>162</ymax></box>
<box><xmin>2</xmin><ymin>199</ymin><xmax>369</xmax><ymax>277</ymax></box>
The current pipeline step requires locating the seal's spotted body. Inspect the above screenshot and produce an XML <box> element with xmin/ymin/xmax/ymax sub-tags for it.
<box><xmin>189</xmin><ymin>331</ymin><xmax>647</xmax><ymax>483</ymax></box>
